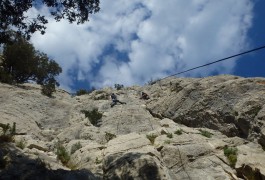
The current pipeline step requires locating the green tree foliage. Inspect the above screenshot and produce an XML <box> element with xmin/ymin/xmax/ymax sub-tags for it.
<box><xmin>2</xmin><ymin>36</ymin><xmax>37</xmax><ymax>83</ymax></box>
<box><xmin>0</xmin><ymin>0</ymin><xmax>100</xmax><ymax>44</ymax></box>
<box><xmin>1</xmin><ymin>35</ymin><xmax>62</xmax><ymax>96</ymax></box>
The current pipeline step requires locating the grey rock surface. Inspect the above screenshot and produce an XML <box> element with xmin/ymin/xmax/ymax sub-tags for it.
<box><xmin>1</xmin><ymin>75</ymin><xmax>265</xmax><ymax>179</ymax></box>
<box><xmin>146</xmin><ymin>75</ymin><xmax>265</xmax><ymax>145</ymax></box>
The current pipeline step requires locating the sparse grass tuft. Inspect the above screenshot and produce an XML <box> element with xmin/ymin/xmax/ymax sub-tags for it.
<box><xmin>223</xmin><ymin>146</ymin><xmax>238</xmax><ymax>167</ymax></box>
<box><xmin>199</xmin><ymin>129</ymin><xmax>212</xmax><ymax>138</ymax></box>
<box><xmin>146</xmin><ymin>134</ymin><xmax>158</xmax><ymax>145</ymax></box>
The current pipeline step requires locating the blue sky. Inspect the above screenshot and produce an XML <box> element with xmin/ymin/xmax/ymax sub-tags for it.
<box><xmin>28</xmin><ymin>0</ymin><xmax>265</xmax><ymax>92</ymax></box>
<box><xmin>234</xmin><ymin>0</ymin><xmax>265</xmax><ymax>78</ymax></box>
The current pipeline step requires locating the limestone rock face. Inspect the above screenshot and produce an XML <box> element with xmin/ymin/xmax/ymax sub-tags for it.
<box><xmin>146</xmin><ymin>75</ymin><xmax>265</xmax><ymax>145</ymax></box>
<box><xmin>1</xmin><ymin>75</ymin><xmax>265</xmax><ymax>179</ymax></box>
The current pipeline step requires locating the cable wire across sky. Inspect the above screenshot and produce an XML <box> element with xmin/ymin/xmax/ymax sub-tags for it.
<box><xmin>157</xmin><ymin>44</ymin><xmax>265</xmax><ymax>82</ymax></box>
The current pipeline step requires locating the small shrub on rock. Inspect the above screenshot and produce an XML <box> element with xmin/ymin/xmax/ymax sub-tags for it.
<box><xmin>105</xmin><ymin>132</ymin><xmax>116</xmax><ymax>142</ymax></box>
<box><xmin>81</xmin><ymin>109</ymin><xmax>102</xmax><ymax>126</ymax></box>
<box><xmin>76</xmin><ymin>87</ymin><xmax>95</xmax><ymax>96</ymax></box>
<box><xmin>0</xmin><ymin>122</ymin><xmax>16</xmax><ymax>143</ymax></box>
<box><xmin>95</xmin><ymin>157</ymin><xmax>102</xmax><ymax>164</ymax></box>
<box><xmin>71</xmin><ymin>142</ymin><xmax>82</xmax><ymax>154</ymax></box>
<box><xmin>199</xmin><ymin>129</ymin><xmax>212</xmax><ymax>138</ymax></box>
<box><xmin>223</xmin><ymin>146</ymin><xmax>238</xmax><ymax>167</ymax></box>
<box><xmin>146</xmin><ymin>134</ymin><xmax>158</xmax><ymax>145</ymax></box>
<box><xmin>167</xmin><ymin>133</ymin><xmax>173</xmax><ymax>138</ymax></box>
<box><xmin>16</xmin><ymin>139</ymin><xmax>26</xmax><ymax>149</ymax></box>
<box><xmin>114</xmin><ymin>84</ymin><xmax>124</xmax><ymax>90</ymax></box>
<box><xmin>55</xmin><ymin>143</ymin><xmax>70</xmax><ymax>165</ymax></box>
<box><xmin>174</xmin><ymin>129</ymin><xmax>183</xmax><ymax>135</ymax></box>
<box><xmin>76</xmin><ymin>89</ymin><xmax>88</xmax><ymax>96</ymax></box>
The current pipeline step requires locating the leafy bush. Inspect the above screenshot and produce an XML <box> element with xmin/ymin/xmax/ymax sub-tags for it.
<box><xmin>114</xmin><ymin>84</ymin><xmax>124</xmax><ymax>90</ymax></box>
<box><xmin>55</xmin><ymin>143</ymin><xmax>70</xmax><ymax>165</ymax></box>
<box><xmin>174</xmin><ymin>129</ymin><xmax>183</xmax><ymax>135</ymax></box>
<box><xmin>81</xmin><ymin>109</ymin><xmax>102</xmax><ymax>126</ymax></box>
<box><xmin>71</xmin><ymin>142</ymin><xmax>82</xmax><ymax>154</ymax></box>
<box><xmin>199</xmin><ymin>129</ymin><xmax>212</xmax><ymax>138</ymax></box>
<box><xmin>146</xmin><ymin>134</ymin><xmax>158</xmax><ymax>145</ymax></box>
<box><xmin>105</xmin><ymin>132</ymin><xmax>116</xmax><ymax>142</ymax></box>
<box><xmin>223</xmin><ymin>146</ymin><xmax>238</xmax><ymax>167</ymax></box>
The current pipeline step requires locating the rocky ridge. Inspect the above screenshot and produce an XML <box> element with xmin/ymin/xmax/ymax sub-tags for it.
<box><xmin>0</xmin><ymin>75</ymin><xmax>265</xmax><ymax>179</ymax></box>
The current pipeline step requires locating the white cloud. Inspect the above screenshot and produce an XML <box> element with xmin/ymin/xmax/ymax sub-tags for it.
<box><xmin>30</xmin><ymin>0</ymin><xmax>253</xmax><ymax>91</ymax></box>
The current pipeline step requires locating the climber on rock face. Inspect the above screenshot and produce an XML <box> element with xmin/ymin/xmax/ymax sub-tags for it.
<box><xmin>110</xmin><ymin>93</ymin><xmax>126</xmax><ymax>107</ymax></box>
<box><xmin>140</xmin><ymin>92</ymin><xmax>150</xmax><ymax>100</ymax></box>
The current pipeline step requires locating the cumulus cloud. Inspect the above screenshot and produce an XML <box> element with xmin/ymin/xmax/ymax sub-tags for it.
<box><xmin>30</xmin><ymin>0</ymin><xmax>253</xmax><ymax>91</ymax></box>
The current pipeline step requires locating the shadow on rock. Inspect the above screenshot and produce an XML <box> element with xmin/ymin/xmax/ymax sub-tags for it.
<box><xmin>0</xmin><ymin>144</ymin><xmax>100</xmax><ymax>180</ymax></box>
<box><xmin>103</xmin><ymin>152</ymin><xmax>163</xmax><ymax>180</ymax></box>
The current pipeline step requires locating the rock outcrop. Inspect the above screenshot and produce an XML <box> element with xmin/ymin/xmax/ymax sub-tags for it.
<box><xmin>146</xmin><ymin>75</ymin><xmax>265</xmax><ymax>145</ymax></box>
<box><xmin>0</xmin><ymin>75</ymin><xmax>265</xmax><ymax>179</ymax></box>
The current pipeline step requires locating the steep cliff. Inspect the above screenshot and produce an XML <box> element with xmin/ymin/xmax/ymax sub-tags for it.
<box><xmin>0</xmin><ymin>75</ymin><xmax>265</xmax><ymax>179</ymax></box>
